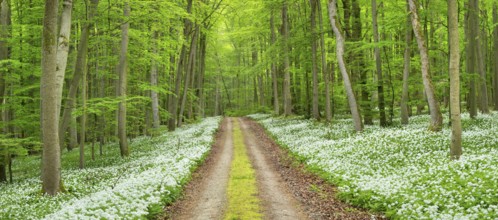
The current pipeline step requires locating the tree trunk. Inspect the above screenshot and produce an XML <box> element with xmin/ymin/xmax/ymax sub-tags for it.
<box><xmin>401</xmin><ymin>0</ymin><xmax>411</xmax><ymax>125</ymax></box>
<box><xmin>79</xmin><ymin>66</ymin><xmax>87</xmax><ymax>169</ymax></box>
<box><xmin>282</xmin><ymin>1</ymin><xmax>292</xmax><ymax>116</ymax></box>
<box><xmin>408</xmin><ymin>0</ymin><xmax>443</xmax><ymax>131</ymax></box>
<box><xmin>350</xmin><ymin>0</ymin><xmax>371</xmax><ymax>126</ymax></box>
<box><xmin>475</xmin><ymin>1</ymin><xmax>489</xmax><ymax>114</ymax></box>
<box><xmin>70</xmin><ymin>115</ymin><xmax>78</xmax><ymax>150</ymax></box>
<box><xmin>197</xmin><ymin>32</ymin><xmax>207</xmax><ymax>118</ymax></box>
<box><xmin>372</xmin><ymin>0</ymin><xmax>387</xmax><ymax>126</ymax></box>
<box><xmin>466</xmin><ymin>0</ymin><xmax>478</xmax><ymax>118</ymax></box>
<box><xmin>150</xmin><ymin>32</ymin><xmax>160</xmax><ymax>129</ymax></box>
<box><xmin>494</xmin><ymin>3</ymin><xmax>498</xmax><ymax>110</ymax></box>
<box><xmin>169</xmin><ymin>0</ymin><xmax>192</xmax><ymax>130</ymax></box>
<box><xmin>270</xmin><ymin>11</ymin><xmax>279</xmax><ymax>115</ymax></box>
<box><xmin>448</xmin><ymin>0</ymin><xmax>462</xmax><ymax>160</ymax></box>
<box><xmin>328</xmin><ymin>0</ymin><xmax>363</xmax><ymax>132</ymax></box>
<box><xmin>117</xmin><ymin>1</ymin><xmax>130</xmax><ymax>157</ymax></box>
<box><xmin>178</xmin><ymin>25</ymin><xmax>199</xmax><ymax>127</ymax></box>
<box><xmin>41</xmin><ymin>0</ymin><xmax>62</xmax><ymax>195</ymax></box>
<box><xmin>0</xmin><ymin>0</ymin><xmax>9</xmax><ymax>90</ymax></box>
<box><xmin>0</xmin><ymin>0</ymin><xmax>11</xmax><ymax>136</ymax></box>
<box><xmin>55</xmin><ymin>0</ymin><xmax>73</xmax><ymax>118</ymax></box>
<box><xmin>59</xmin><ymin>0</ymin><xmax>99</xmax><ymax>151</ymax></box>
<box><xmin>310</xmin><ymin>0</ymin><xmax>320</xmax><ymax>119</ymax></box>
<box><xmin>317</xmin><ymin>1</ymin><xmax>331</xmax><ymax>122</ymax></box>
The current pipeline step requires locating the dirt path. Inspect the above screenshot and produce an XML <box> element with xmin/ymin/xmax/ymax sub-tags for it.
<box><xmin>165</xmin><ymin>117</ymin><xmax>380</xmax><ymax>220</ymax></box>
<box><xmin>166</xmin><ymin>118</ymin><xmax>233</xmax><ymax>220</ymax></box>
<box><xmin>238</xmin><ymin>118</ymin><xmax>309</xmax><ymax>220</ymax></box>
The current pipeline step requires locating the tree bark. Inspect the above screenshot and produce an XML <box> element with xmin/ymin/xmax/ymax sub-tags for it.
<box><xmin>466</xmin><ymin>0</ymin><xmax>478</xmax><ymax>118</ymax></box>
<box><xmin>178</xmin><ymin>25</ymin><xmax>199</xmax><ymax>127</ymax></box>
<box><xmin>150</xmin><ymin>31</ymin><xmax>160</xmax><ymax>129</ymax></box>
<box><xmin>448</xmin><ymin>0</ymin><xmax>462</xmax><ymax>160</ymax></box>
<box><xmin>0</xmin><ymin>0</ymin><xmax>10</xmax><ymax>103</ymax></box>
<box><xmin>408</xmin><ymin>0</ymin><xmax>443</xmax><ymax>131</ymax></box>
<box><xmin>351</xmin><ymin>0</ymin><xmax>371</xmax><ymax>125</ymax></box>
<box><xmin>55</xmin><ymin>0</ymin><xmax>73</xmax><ymax>118</ymax></box>
<box><xmin>0</xmin><ymin>0</ymin><xmax>11</xmax><ymax>136</ymax></box>
<box><xmin>282</xmin><ymin>1</ymin><xmax>292</xmax><ymax>116</ymax></box>
<box><xmin>310</xmin><ymin>0</ymin><xmax>320</xmax><ymax>119</ymax></box>
<box><xmin>372</xmin><ymin>0</ymin><xmax>387</xmax><ymax>126</ymax></box>
<box><xmin>401</xmin><ymin>0</ymin><xmax>411</xmax><ymax>125</ymax></box>
<box><xmin>475</xmin><ymin>1</ymin><xmax>489</xmax><ymax>114</ymax></box>
<box><xmin>41</xmin><ymin>0</ymin><xmax>62</xmax><ymax>195</ymax></box>
<box><xmin>494</xmin><ymin>3</ymin><xmax>498</xmax><ymax>110</ymax></box>
<box><xmin>317</xmin><ymin>1</ymin><xmax>331</xmax><ymax>122</ymax></box>
<box><xmin>79</xmin><ymin>65</ymin><xmax>87</xmax><ymax>169</ymax></box>
<box><xmin>59</xmin><ymin>0</ymin><xmax>99</xmax><ymax>151</ymax></box>
<box><xmin>168</xmin><ymin>0</ymin><xmax>192</xmax><ymax>131</ymax></box>
<box><xmin>117</xmin><ymin>1</ymin><xmax>130</xmax><ymax>157</ymax></box>
<box><xmin>197</xmin><ymin>32</ymin><xmax>207</xmax><ymax>118</ymax></box>
<box><xmin>328</xmin><ymin>0</ymin><xmax>363</xmax><ymax>132</ymax></box>
<box><xmin>270</xmin><ymin>11</ymin><xmax>279</xmax><ymax>115</ymax></box>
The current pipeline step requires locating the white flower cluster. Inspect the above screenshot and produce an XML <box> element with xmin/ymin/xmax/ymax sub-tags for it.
<box><xmin>249</xmin><ymin>113</ymin><xmax>498</xmax><ymax>219</ymax></box>
<box><xmin>0</xmin><ymin>116</ymin><xmax>221</xmax><ymax>219</ymax></box>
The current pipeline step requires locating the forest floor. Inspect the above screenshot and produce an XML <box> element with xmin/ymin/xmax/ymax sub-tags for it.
<box><xmin>163</xmin><ymin>117</ymin><xmax>377</xmax><ymax>219</ymax></box>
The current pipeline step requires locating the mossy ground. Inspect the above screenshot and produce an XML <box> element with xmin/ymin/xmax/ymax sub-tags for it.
<box><xmin>224</xmin><ymin>119</ymin><xmax>262</xmax><ymax>220</ymax></box>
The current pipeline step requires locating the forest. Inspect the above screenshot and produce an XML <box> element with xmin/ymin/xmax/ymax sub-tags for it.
<box><xmin>0</xmin><ymin>0</ymin><xmax>498</xmax><ymax>219</ymax></box>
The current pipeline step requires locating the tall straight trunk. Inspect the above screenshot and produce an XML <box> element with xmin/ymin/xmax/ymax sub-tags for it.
<box><xmin>0</xmin><ymin>0</ymin><xmax>12</xmax><ymax>140</ymax></box>
<box><xmin>150</xmin><ymin>32</ymin><xmax>160</xmax><ymax>129</ymax></box>
<box><xmin>168</xmin><ymin>45</ymin><xmax>186</xmax><ymax>131</ymax></box>
<box><xmin>408</xmin><ymin>0</ymin><xmax>443</xmax><ymax>131</ymax></box>
<box><xmin>70</xmin><ymin>115</ymin><xmax>77</xmax><ymax>150</ymax></box>
<box><xmin>494</xmin><ymin>3</ymin><xmax>498</xmax><ymax>110</ymax></box>
<box><xmin>215</xmin><ymin>72</ymin><xmax>221</xmax><ymax>116</ymax></box>
<box><xmin>270</xmin><ymin>11</ymin><xmax>279</xmax><ymax>115</ymax></box>
<box><xmin>351</xmin><ymin>0</ymin><xmax>371</xmax><ymax>125</ymax></box>
<box><xmin>0</xmin><ymin>0</ymin><xmax>9</xmax><ymax>103</ymax></box>
<box><xmin>475</xmin><ymin>1</ymin><xmax>489</xmax><ymax>114</ymax></box>
<box><xmin>79</xmin><ymin>66</ymin><xmax>87</xmax><ymax>169</ymax></box>
<box><xmin>466</xmin><ymin>0</ymin><xmax>478</xmax><ymax>118</ymax></box>
<box><xmin>401</xmin><ymin>1</ymin><xmax>412</xmax><ymax>125</ymax></box>
<box><xmin>310</xmin><ymin>0</ymin><xmax>319</xmax><ymax>119</ymax></box>
<box><xmin>197</xmin><ymin>32</ymin><xmax>207</xmax><ymax>118</ymax></box>
<box><xmin>178</xmin><ymin>25</ymin><xmax>199</xmax><ymax>127</ymax></box>
<box><xmin>317</xmin><ymin>1</ymin><xmax>331</xmax><ymax>121</ymax></box>
<box><xmin>282</xmin><ymin>2</ymin><xmax>292</xmax><ymax>116</ymax></box>
<box><xmin>371</xmin><ymin>0</ymin><xmax>387</xmax><ymax>126</ymax></box>
<box><xmin>98</xmin><ymin>60</ymin><xmax>105</xmax><ymax>155</ymax></box>
<box><xmin>169</xmin><ymin>0</ymin><xmax>192</xmax><ymax>130</ymax></box>
<box><xmin>258</xmin><ymin>74</ymin><xmax>264</xmax><ymax>106</ymax></box>
<box><xmin>59</xmin><ymin>0</ymin><xmax>99</xmax><ymax>151</ymax></box>
<box><xmin>41</xmin><ymin>0</ymin><xmax>61</xmax><ymax>195</ymax></box>
<box><xmin>448</xmin><ymin>0</ymin><xmax>462</xmax><ymax>160</ymax></box>
<box><xmin>55</xmin><ymin>0</ymin><xmax>73</xmax><ymax>118</ymax></box>
<box><xmin>117</xmin><ymin>2</ymin><xmax>130</xmax><ymax>157</ymax></box>
<box><xmin>328</xmin><ymin>0</ymin><xmax>363</xmax><ymax>132</ymax></box>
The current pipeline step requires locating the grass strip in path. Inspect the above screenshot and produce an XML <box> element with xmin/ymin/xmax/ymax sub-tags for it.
<box><xmin>224</xmin><ymin>118</ymin><xmax>262</xmax><ymax>220</ymax></box>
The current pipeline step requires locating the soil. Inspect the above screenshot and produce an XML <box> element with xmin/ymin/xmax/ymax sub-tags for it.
<box><xmin>238</xmin><ymin>118</ymin><xmax>308</xmax><ymax>220</ymax></box>
<box><xmin>240</xmin><ymin>117</ymin><xmax>384</xmax><ymax>220</ymax></box>
<box><xmin>163</xmin><ymin>117</ymin><xmax>386</xmax><ymax>220</ymax></box>
<box><xmin>163</xmin><ymin>118</ymin><xmax>233</xmax><ymax>220</ymax></box>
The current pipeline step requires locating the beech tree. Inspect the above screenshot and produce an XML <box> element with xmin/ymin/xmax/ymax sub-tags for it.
<box><xmin>448</xmin><ymin>0</ymin><xmax>462</xmax><ymax>160</ymax></box>
<box><xmin>328</xmin><ymin>0</ymin><xmax>363</xmax><ymax>132</ymax></box>
<box><xmin>408</xmin><ymin>0</ymin><xmax>442</xmax><ymax>131</ymax></box>
<box><xmin>117</xmin><ymin>1</ymin><xmax>130</xmax><ymax>157</ymax></box>
<box><xmin>41</xmin><ymin>0</ymin><xmax>62</xmax><ymax>195</ymax></box>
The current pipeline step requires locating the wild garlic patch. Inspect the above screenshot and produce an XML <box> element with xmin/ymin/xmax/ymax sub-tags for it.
<box><xmin>249</xmin><ymin>113</ymin><xmax>498</xmax><ymax>219</ymax></box>
<box><xmin>0</xmin><ymin>117</ymin><xmax>221</xmax><ymax>219</ymax></box>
